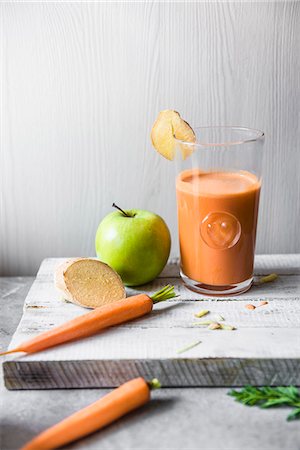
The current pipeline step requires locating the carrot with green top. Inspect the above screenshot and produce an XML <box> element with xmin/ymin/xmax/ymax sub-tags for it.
<box><xmin>0</xmin><ymin>285</ymin><xmax>177</xmax><ymax>356</ymax></box>
<box><xmin>21</xmin><ymin>377</ymin><xmax>161</xmax><ymax>450</ymax></box>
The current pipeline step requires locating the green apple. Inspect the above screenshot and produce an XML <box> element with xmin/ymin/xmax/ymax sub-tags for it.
<box><xmin>95</xmin><ymin>205</ymin><xmax>171</xmax><ymax>286</ymax></box>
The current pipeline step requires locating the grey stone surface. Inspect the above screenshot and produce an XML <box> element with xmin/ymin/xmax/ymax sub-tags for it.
<box><xmin>1</xmin><ymin>278</ymin><xmax>300</xmax><ymax>450</ymax></box>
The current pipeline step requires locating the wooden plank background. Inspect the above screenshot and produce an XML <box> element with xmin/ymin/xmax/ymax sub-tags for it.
<box><xmin>1</xmin><ymin>2</ymin><xmax>299</xmax><ymax>275</ymax></box>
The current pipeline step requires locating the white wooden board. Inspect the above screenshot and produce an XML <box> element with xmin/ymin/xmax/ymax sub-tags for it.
<box><xmin>3</xmin><ymin>255</ymin><xmax>300</xmax><ymax>389</ymax></box>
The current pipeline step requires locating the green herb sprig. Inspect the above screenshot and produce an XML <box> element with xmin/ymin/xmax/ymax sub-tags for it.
<box><xmin>228</xmin><ymin>385</ymin><xmax>300</xmax><ymax>421</ymax></box>
<box><xmin>177</xmin><ymin>340</ymin><xmax>202</xmax><ymax>354</ymax></box>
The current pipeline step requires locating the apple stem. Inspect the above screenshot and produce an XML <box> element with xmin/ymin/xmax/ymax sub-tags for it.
<box><xmin>112</xmin><ymin>203</ymin><xmax>131</xmax><ymax>217</ymax></box>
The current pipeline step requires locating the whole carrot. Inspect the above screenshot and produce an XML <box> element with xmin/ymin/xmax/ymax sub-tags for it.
<box><xmin>0</xmin><ymin>285</ymin><xmax>177</xmax><ymax>356</ymax></box>
<box><xmin>21</xmin><ymin>377</ymin><xmax>161</xmax><ymax>450</ymax></box>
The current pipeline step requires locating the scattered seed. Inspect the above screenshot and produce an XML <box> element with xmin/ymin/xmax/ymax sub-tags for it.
<box><xmin>208</xmin><ymin>322</ymin><xmax>221</xmax><ymax>330</ymax></box>
<box><xmin>192</xmin><ymin>320</ymin><xmax>213</xmax><ymax>326</ymax></box>
<box><xmin>255</xmin><ymin>273</ymin><xmax>278</xmax><ymax>285</ymax></box>
<box><xmin>220</xmin><ymin>324</ymin><xmax>236</xmax><ymax>331</ymax></box>
<box><xmin>177</xmin><ymin>340</ymin><xmax>202</xmax><ymax>354</ymax></box>
<box><xmin>214</xmin><ymin>314</ymin><xmax>225</xmax><ymax>322</ymax></box>
<box><xmin>195</xmin><ymin>309</ymin><xmax>209</xmax><ymax>318</ymax></box>
<box><xmin>258</xmin><ymin>301</ymin><xmax>269</xmax><ymax>307</ymax></box>
<box><xmin>246</xmin><ymin>304</ymin><xmax>256</xmax><ymax>310</ymax></box>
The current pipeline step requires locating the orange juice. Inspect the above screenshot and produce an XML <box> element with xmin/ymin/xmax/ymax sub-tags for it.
<box><xmin>176</xmin><ymin>169</ymin><xmax>261</xmax><ymax>288</ymax></box>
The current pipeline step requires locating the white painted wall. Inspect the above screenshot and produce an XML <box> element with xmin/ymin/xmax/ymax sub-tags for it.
<box><xmin>1</xmin><ymin>1</ymin><xmax>299</xmax><ymax>275</ymax></box>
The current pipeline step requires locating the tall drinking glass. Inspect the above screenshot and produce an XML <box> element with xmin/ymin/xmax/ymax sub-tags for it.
<box><xmin>175</xmin><ymin>126</ymin><xmax>264</xmax><ymax>295</ymax></box>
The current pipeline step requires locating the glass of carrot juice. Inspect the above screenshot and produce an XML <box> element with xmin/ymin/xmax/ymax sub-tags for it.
<box><xmin>175</xmin><ymin>126</ymin><xmax>264</xmax><ymax>295</ymax></box>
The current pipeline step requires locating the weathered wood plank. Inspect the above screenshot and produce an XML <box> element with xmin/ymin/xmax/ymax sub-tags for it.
<box><xmin>37</xmin><ymin>254</ymin><xmax>300</xmax><ymax>279</ymax></box>
<box><xmin>19</xmin><ymin>298</ymin><xmax>300</xmax><ymax>332</ymax></box>
<box><xmin>3</xmin><ymin>255</ymin><xmax>300</xmax><ymax>389</ymax></box>
<box><xmin>23</xmin><ymin>257</ymin><xmax>300</xmax><ymax>312</ymax></box>
<box><xmin>5</xmin><ymin>358</ymin><xmax>300</xmax><ymax>390</ymax></box>
<box><xmin>8</xmin><ymin>327</ymin><xmax>300</xmax><ymax>361</ymax></box>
